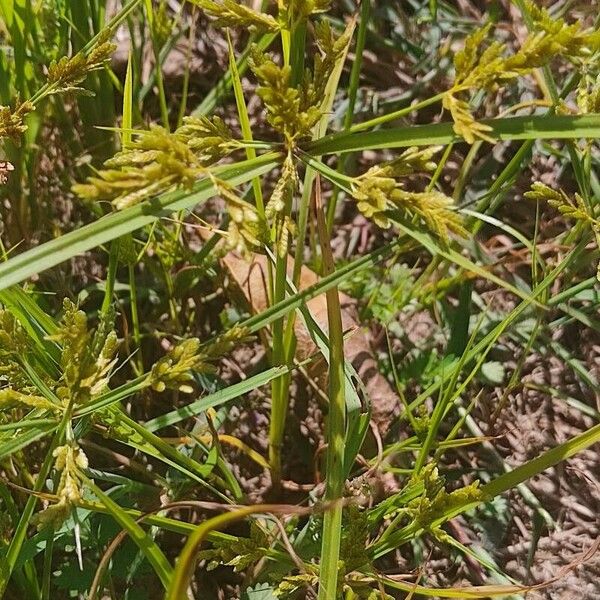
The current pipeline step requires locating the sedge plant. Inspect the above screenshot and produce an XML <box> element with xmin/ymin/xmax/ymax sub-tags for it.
<box><xmin>0</xmin><ymin>1</ymin><xmax>599</xmax><ymax>599</ymax></box>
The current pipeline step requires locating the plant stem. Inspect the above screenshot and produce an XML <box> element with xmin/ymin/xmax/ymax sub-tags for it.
<box><xmin>128</xmin><ymin>263</ymin><xmax>143</xmax><ymax>374</ymax></box>
<box><xmin>143</xmin><ymin>0</ymin><xmax>170</xmax><ymax>130</ymax></box>
<box><xmin>326</xmin><ymin>0</ymin><xmax>371</xmax><ymax>232</ymax></box>
<box><xmin>350</xmin><ymin>92</ymin><xmax>445</xmax><ymax>132</ymax></box>
<box><xmin>268</xmin><ymin>155</ymin><xmax>294</xmax><ymax>489</ymax></box>
<box><xmin>227</xmin><ymin>31</ymin><xmax>265</xmax><ymax>217</ymax></box>
<box><xmin>315</xmin><ymin>176</ymin><xmax>346</xmax><ymax>600</ymax></box>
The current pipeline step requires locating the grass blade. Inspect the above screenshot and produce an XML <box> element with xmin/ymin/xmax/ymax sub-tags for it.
<box><xmin>315</xmin><ymin>178</ymin><xmax>346</xmax><ymax>600</ymax></box>
<box><xmin>307</xmin><ymin>113</ymin><xmax>600</xmax><ymax>155</ymax></box>
<box><xmin>85</xmin><ymin>478</ymin><xmax>173</xmax><ymax>590</ymax></box>
<box><xmin>0</xmin><ymin>154</ymin><xmax>280</xmax><ymax>291</ymax></box>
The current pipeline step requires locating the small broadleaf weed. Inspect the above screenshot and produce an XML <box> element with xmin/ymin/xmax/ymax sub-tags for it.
<box><xmin>197</xmin><ymin>521</ymin><xmax>270</xmax><ymax>572</ymax></box>
<box><xmin>275</xmin><ymin>574</ymin><xmax>319</xmax><ymax>599</ymax></box>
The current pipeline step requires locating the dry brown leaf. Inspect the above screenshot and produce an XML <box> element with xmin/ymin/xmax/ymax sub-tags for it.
<box><xmin>218</xmin><ymin>250</ymin><xmax>399</xmax><ymax>436</ymax></box>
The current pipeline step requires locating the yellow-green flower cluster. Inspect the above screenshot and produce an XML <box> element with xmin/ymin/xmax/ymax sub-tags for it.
<box><xmin>188</xmin><ymin>0</ymin><xmax>279</xmax><ymax>31</ymax></box>
<box><xmin>216</xmin><ymin>182</ymin><xmax>268</xmax><ymax>258</ymax></box>
<box><xmin>47</xmin><ymin>29</ymin><xmax>117</xmax><ymax>94</ymax></box>
<box><xmin>526</xmin><ymin>182</ymin><xmax>600</xmax><ymax>280</ymax></box>
<box><xmin>48</xmin><ymin>299</ymin><xmax>119</xmax><ymax>407</ymax></box>
<box><xmin>250</xmin><ymin>21</ymin><xmax>352</xmax><ymax>144</ymax></box>
<box><xmin>446</xmin><ymin>3</ymin><xmax>600</xmax><ymax>143</ymax></box>
<box><xmin>407</xmin><ymin>464</ymin><xmax>483</xmax><ymax>529</ymax></box>
<box><xmin>35</xmin><ymin>444</ymin><xmax>89</xmax><ymax>529</ymax></box>
<box><xmin>0</xmin><ymin>388</ymin><xmax>58</xmax><ymax>412</ymax></box>
<box><xmin>351</xmin><ymin>147</ymin><xmax>466</xmax><ymax>244</ymax></box>
<box><xmin>0</xmin><ymin>99</ymin><xmax>35</xmax><ymax>143</ymax></box>
<box><xmin>251</xmin><ymin>50</ymin><xmax>322</xmax><ymax>143</ymax></box>
<box><xmin>73</xmin><ymin>116</ymin><xmax>239</xmax><ymax>209</ymax></box>
<box><xmin>149</xmin><ymin>327</ymin><xmax>251</xmax><ymax>393</ymax></box>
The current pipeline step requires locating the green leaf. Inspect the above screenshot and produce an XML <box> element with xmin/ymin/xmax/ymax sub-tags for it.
<box><xmin>144</xmin><ymin>364</ymin><xmax>292</xmax><ymax>432</ymax></box>
<box><xmin>0</xmin><ymin>153</ymin><xmax>280</xmax><ymax>291</ymax></box>
<box><xmin>0</xmin><ymin>424</ymin><xmax>55</xmax><ymax>460</ymax></box>
<box><xmin>85</xmin><ymin>479</ymin><xmax>173</xmax><ymax>590</ymax></box>
<box><xmin>306</xmin><ymin>114</ymin><xmax>600</xmax><ymax>155</ymax></box>
<box><xmin>101</xmin><ymin>406</ymin><xmax>219</xmax><ymax>487</ymax></box>
<box><xmin>480</xmin><ymin>361</ymin><xmax>505</xmax><ymax>385</ymax></box>
<box><xmin>244</xmin><ymin>583</ymin><xmax>278</xmax><ymax>599</ymax></box>
<box><xmin>122</xmin><ymin>50</ymin><xmax>134</xmax><ymax>146</ymax></box>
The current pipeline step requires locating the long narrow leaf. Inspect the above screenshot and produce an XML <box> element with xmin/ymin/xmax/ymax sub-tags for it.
<box><xmin>307</xmin><ymin>114</ymin><xmax>600</xmax><ymax>155</ymax></box>
<box><xmin>0</xmin><ymin>154</ymin><xmax>279</xmax><ymax>291</ymax></box>
<box><xmin>85</xmin><ymin>479</ymin><xmax>173</xmax><ymax>590</ymax></box>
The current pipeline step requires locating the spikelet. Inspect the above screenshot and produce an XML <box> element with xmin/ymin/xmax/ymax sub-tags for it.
<box><xmin>275</xmin><ymin>574</ymin><xmax>320</xmax><ymax>599</ymax></box>
<box><xmin>351</xmin><ymin>147</ymin><xmax>466</xmax><ymax>243</ymax></box>
<box><xmin>442</xmin><ymin>93</ymin><xmax>494</xmax><ymax>145</ymax></box>
<box><xmin>368</xmin><ymin>146</ymin><xmax>442</xmax><ymax>179</ymax></box>
<box><xmin>0</xmin><ymin>388</ymin><xmax>59</xmax><ymax>412</ymax></box>
<box><xmin>301</xmin><ymin>20</ymin><xmax>354</xmax><ymax>112</ymax></box>
<box><xmin>153</xmin><ymin>0</ymin><xmax>174</xmax><ymax>48</ymax></box>
<box><xmin>149</xmin><ymin>338</ymin><xmax>204</xmax><ymax>393</ymax></box>
<box><xmin>528</xmin><ymin>2</ymin><xmax>600</xmax><ymax>55</ymax></box>
<box><xmin>446</xmin><ymin>4</ymin><xmax>600</xmax><ymax>143</ymax></box>
<box><xmin>407</xmin><ymin>463</ymin><xmax>483</xmax><ymax>529</ymax></box>
<box><xmin>251</xmin><ymin>21</ymin><xmax>351</xmax><ymax>143</ymax></box>
<box><xmin>577</xmin><ymin>73</ymin><xmax>600</xmax><ymax>114</ymax></box>
<box><xmin>198</xmin><ymin>521</ymin><xmax>271</xmax><ymax>572</ymax></box>
<box><xmin>204</xmin><ymin>327</ymin><xmax>253</xmax><ymax>359</ymax></box>
<box><xmin>266</xmin><ymin>153</ymin><xmax>298</xmax><ymax>218</ymax></box>
<box><xmin>526</xmin><ymin>182</ymin><xmax>600</xmax><ymax>280</ymax></box>
<box><xmin>188</xmin><ymin>0</ymin><xmax>279</xmax><ymax>31</ymax></box>
<box><xmin>215</xmin><ymin>182</ymin><xmax>268</xmax><ymax>258</ymax></box>
<box><xmin>48</xmin><ymin>299</ymin><xmax>119</xmax><ymax>406</ymax></box>
<box><xmin>177</xmin><ymin>115</ymin><xmax>238</xmax><ymax>165</ymax></box>
<box><xmin>453</xmin><ymin>24</ymin><xmax>493</xmax><ymax>84</ymax></box>
<box><xmin>250</xmin><ymin>50</ymin><xmax>321</xmax><ymax>143</ymax></box>
<box><xmin>525</xmin><ymin>182</ymin><xmax>590</xmax><ymax>222</ymax></box>
<box><xmin>47</xmin><ymin>29</ymin><xmax>116</xmax><ymax>94</ymax></box>
<box><xmin>35</xmin><ymin>444</ymin><xmax>89</xmax><ymax>529</ymax></box>
<box><xmin>274</xmin><ymin>215</ymin><xmax>295</xmax><ymax>258</ymax></box>
<box><xmin>73</xmin><ymin>116</ymin><xmax>238</xmax><ymax>209</ymax></box>
<box><xmin>0</xmin><ymin>98</ymin><xmax>35</xmax><ymax>143</ymax></box>
<box><xmin>395</xmin><ymin>190</ymin><xmax>467</xmax><ymax>245</ymax></box>
<box><xmin>278</xmin><ymin>0</ymin><xmax>331</xmax><ymax>21</ymax></box>
<box><xmin>148</xmin><ymin>327</ymin><xmax>251</xmax><ymax>393</ymax></box>
<box><xmin>352</xmin><ymin>169</ymin><xmax>395</xmax><ymax>229</ymax></box>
